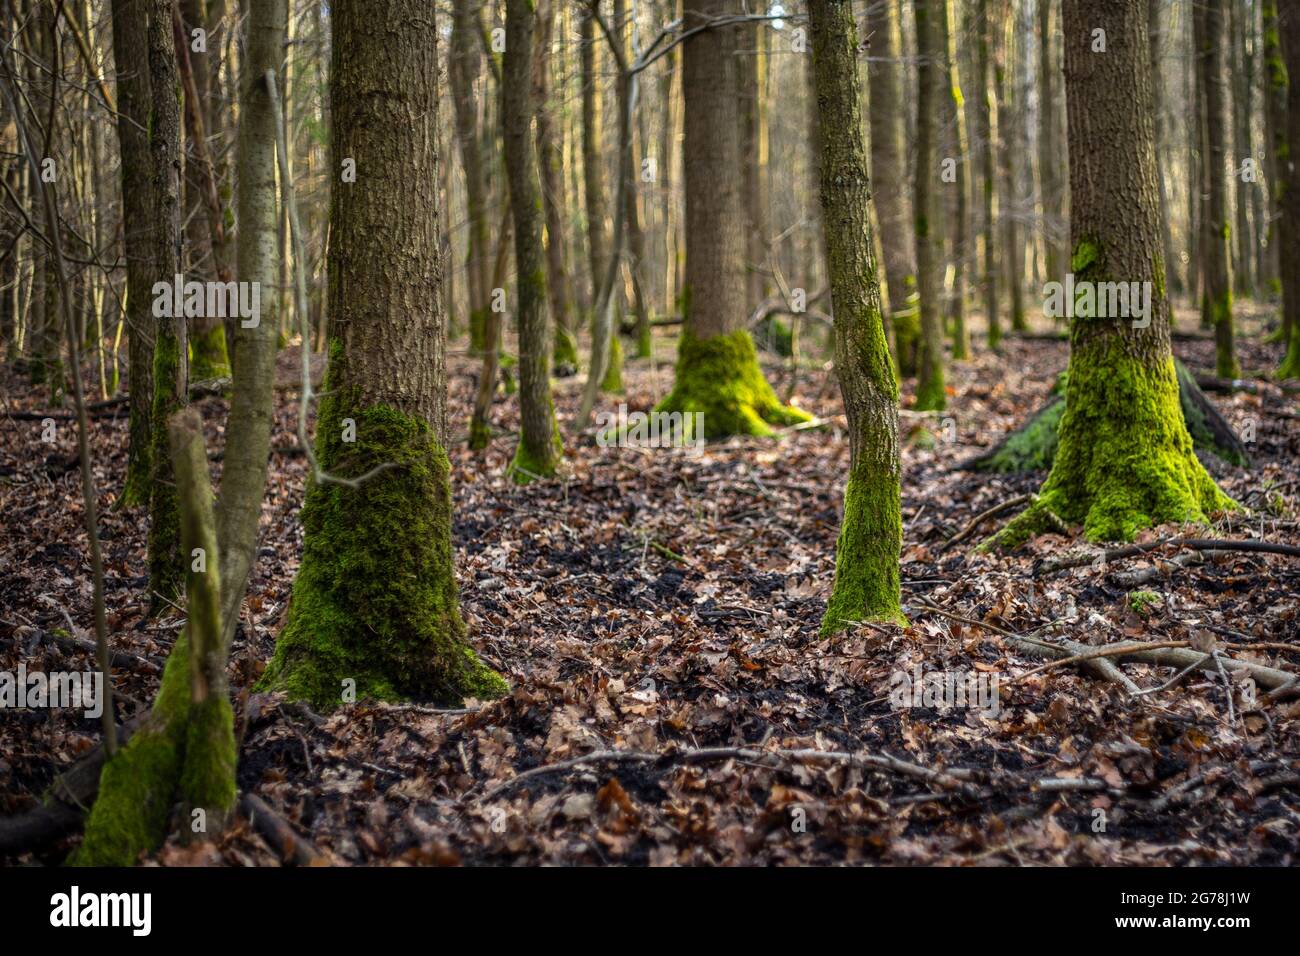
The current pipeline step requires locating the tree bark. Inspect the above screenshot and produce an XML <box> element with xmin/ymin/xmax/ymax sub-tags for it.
<box><xmin>534</xmin><ymin>0</ymin><xmax>580</xmax><ymax>372</ymax></box>
<box><xmin>912</xmin><ymin>0</ymin><xmax>946</xmax><ymax>410</ymax></box>
<box><xmin>652</xmin><ymin>0</ymin><xmax>809</xmax><ymax>436</ymax></box>
<box><xmin>146</xmin><ymin>0</ymin><xmax>187</xmax><ymax>610</ymax></box>
<box><xmin>1193</xmin><ymin>0</ymin><xmax>1239</xmax><ymax>378</ymax></box>
<box><xmin>504</xmin><ymin>0</ymin><xmax>565</xmax><ymax>479</ymax></box>
<box><xmin>865</xmin><ymin>0</ymin><xmax>918</xmax><ymax>368</ymax></box>
<box><xmin>259</xmin><ymin>0</ymin><xmax>508</xmax><ymax>706</ymax></box>
<box><xmin>992</xmin><ymin>0</ymin><xmax>1233</xmax><ymax>547</ymax></box>
<box><xmin>1277</xmin><ymin>1</ymin><xmax>1300</xmax><ymax>377</ymax></box>
<box><xmin>807</xmin><ymin>0</ymin><xmax>905</xmax><ymax>634</ymax></box>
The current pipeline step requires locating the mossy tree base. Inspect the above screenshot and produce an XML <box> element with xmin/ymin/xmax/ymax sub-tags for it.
<box><xmin>986</xmin><ymin>350</ymin><xmax>1235</xmax><ymax>547</ymax></box>
<box><xmin>259</xmin><ymin>400</ymin><xmax>508</xmax><ymax>709</ymax></box>
<box><xmin>654</xmin><ymin>328</ymin><xmax>811</xmax><ymax>438</ymax></box>
<box><xmin>189</xmin><ymin>323</ymin><xmax>231</xmax><ymax>380</ymax></box>
<box><xmin>820</xmin><ymin>470</ymin><xmax>907</xmax><ymax>635</ymax></box>
<box><xmin>600</xmin><ymin>333</ymin><xmax>625</xmax><ymax>393</ymax></box>
<box><xmin>553</xmin><ymin>327</ymin><xmax>580</xmax><ymax>375</ymax></box>
<box><xmin>967</xmin><ymin>360</ymin><xmax>1248</xmax><ymax>473</ymax></box>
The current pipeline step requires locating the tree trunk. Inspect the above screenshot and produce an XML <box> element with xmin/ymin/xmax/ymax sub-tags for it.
<box><xmin>1278</xmin><ymin>1</ymin><xmax>1300</xmax><ymax>377</ymax></box>
<box><xmin>534</xmin><ymin>0</ymin><xmax>580</xmax><ymax>372</ymax></box>
<box><xmin>865</xmin><ymin>0</ymin><xmax>919</xmax><ymax>368</ymax></box>
<box><xmin>993</xmin><ymin>0</ymin><xmax>1233</xmax><ymax>547</ymax></box>
<box><xmin>1262</xmin><ymin>0</ymin><xmax>1286</xmax><ymax>301</ymax></box>
<box><xmin>653</xmin><ymin>0</ymin><xmax>810</xmax><ymax>436</ymax></box>
<box><xmin>807</xmin><ymin>0</ymin><xmax>905</xmax><ymax>634</ymax></box>
<box><xmin>259</xmin><ymin>0</ymin><xmax>508</xmax><ymax>707</ymax></box>
<box><xmin>995</xmin><ymin>2</ymin><xmax>1026</xmax><ymax>331</ymax></box>
<box><xmin>146</xmin><ymin>0</ymin><xmax>187</xmax><ymax>610</ymax></box>
<box><xmin>504</xmin><ymin>0</ymin><xmax>565</xmax><ymax>480</ymax></box>
<box><xmin>912</xmin><ymin>0</ymin><xmax>946</xmax><ymax>410</ymax></box>
<box><xmin>940</xmin><ymin>0</ymin><xmax>969</xmax><ymax>359</ymax></box>
<box><xmin>109</xmin><ymin>0</ymin><xmax>157</xmax><ymax>508</ymax></box>
<box><xmin>217</xmin><ymin>0</ymin><xmax>284</xmax><ymax>647</ymax></box>
<box><xmin>976</xmin><ymin>0</ymin><xmax>1001</xmax><ymax>349</ymax></box>
<box><xmin>1194</xmin><ymin>0</ymin><xmax>1239</xmax><ymax>377</ymax></box>
<box><xmin>1039</xmin><ymin>0</ymin><xmax>1066</xmax><ymax>286</ymax></box>
<box><xmin>1147</xmin><ymin>0</ymin><xmax>1181</xmax><ymax>297</ymax></box>
<box><xmin>1228</xmin><ymin>0</ymin><xmax>1254</xmax><ymax>297</ymax></box>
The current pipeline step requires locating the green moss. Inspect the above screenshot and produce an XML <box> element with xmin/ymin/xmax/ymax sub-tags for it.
<box><xmin>893</xmin><ymin>288</ymin><xmax>921</xmax><ymax>374</ymax></box>
<box><xmin>553</xmin><ymin>326</ymin><xmax>580</xmax><ymax>372</ymax></box>
<box><xmin>148</xmin><ymin>324</ymin><xmax>184</xmax><ymax>611</ymax></box>
<box><xmin>509</xmin><ymin>398</ymin><xmax>564</xmax><ymax>484</ymax></box>
<box><xmin>756</xmin><ymin>316</ymin><xmax>794</xmax><ymax>356</ymax></box>
<box><xmin>600</xmin><ymin>333</ymin><xmax>625</xmax><ymax>393</ymax></box>
<box><xmin>180</xmin><ymin>695</ymin><xmax>236</xmax><ymax>825</ymax></box>
<box><xmin>976</xmin><ymin>399</ymin><xmax>1064</xmax><ymax>472</ymax></box>
<box><xmin>1072</xmin><ymin>238</ymin><xmax>1101</xmax><ymax>273</ymax></box>
<box><xmin>820</xmin><ymin>469</ymin><xmax>907</xmax><ymax>635</ymax></box>
<box><xmin>635</xmin><ymin>320</ymin><xmax>653</xmax><ymax>359</ymax></box>
<box><xmin>913</xmin><ymin>346</ymin><xmax>947</xmax><ymax>411</ymax></box>
<box><xmin>988</xmin><ymin>345</ymin><xmax>1235</xmax><ymax>546</ymax></box>
<box><xmin>654</xmin><ymin>328</ymin><xmax>811</xmax><ymax>438</ymax></box>
<box><xmin>188</xmin><ymin>323</ymin><xmax>231</xmax><ymax>380</ymax></box>
<box><xmin>1210</xmin><ymin>290</ymin><xmax>1240</xmax><ymax>379</ymax></box>
<box><xmin>259</xmin><ymin>359</ymin><xmax>507</xmax><ymax>710</ymax></box>
<box><xmin>468</xmin><ymin>414</ymin><xmax>492</xmax><ymax>451</ymax></box>
<box><xmin>469</xmin><ymin>307</ymin><xmax>488</xmax><ymax>356</ymax></box>
<box><xmin>1279</xmin><ymin>335</ymin><xmax>1300</xmax><ymax>380</ymax></box>
<box><xmin>71</xmin><ymin>632</ymin><xmax>193</xmax><ymax>866</ymax></box>
<box><xmin>1127</xmin><ymin>590</ymin><xmax>1163</xmax><ymax>615</ymax></box>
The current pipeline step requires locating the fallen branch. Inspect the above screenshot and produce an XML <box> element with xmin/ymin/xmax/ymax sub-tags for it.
<box><xmin>1039</xmin><ymin>537</ymin><xmax>1300</xmax><ymax>575</ymax></box>
<box><xmin>475</xmin><ymin>744</ymin><xmax>982</xmax><ymax>803</ymax></box>
<box><xmin>943</xmin><ymin>494</ymin><xmax>1033</xmax><ymax>550</ymax></box>
<box><xmin>239</xmin><ymin>792</ymin><xmax>328</xmax><ymax>866</ymax></box>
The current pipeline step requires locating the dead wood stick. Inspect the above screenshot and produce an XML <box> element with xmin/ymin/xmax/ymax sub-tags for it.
<box><xmin>476</xmin><ymin>745</ymin><xmax>982</xmax><ymax>803</ymax></box>
<box><xmin>1040</xmin><ymin>537</ymin><xmax>1300</xmax><ymax>574</ymax></box>
<box><xmin>38</xmin><ymin>628</ymin><xmax>163</xmax><ymax>675</ymax></box>
<box><xmin>944</xmin><ymin>494</ymin><xmax>1034</xmax><ymax>550</ymax></box>
<box><xmin>239</xmin><ymin>792</ymin><xmax>328</xmax><ymax>866</ymax></box>
<box><xmin>1007</xmin><ymin>641</ymin><xmax>1191</xmax><ymax>684</ymax></box>
<box><xmin>908</xmin><ymin>601</ymin><xmax>1142</xmax><ymax>692</ymax></box>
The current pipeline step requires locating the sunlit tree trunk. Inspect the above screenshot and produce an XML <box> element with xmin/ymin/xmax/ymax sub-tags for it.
<box><xmin>808</xmin><ymin>0</ymin><xmax>904</xmax><ymax>634</ymax></box>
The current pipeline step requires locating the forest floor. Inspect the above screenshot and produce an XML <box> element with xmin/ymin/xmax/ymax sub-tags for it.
<box><xmin>2</xmin><ymin>304</ymin><xmax>1299</xmax><ymax>866</ymax></box>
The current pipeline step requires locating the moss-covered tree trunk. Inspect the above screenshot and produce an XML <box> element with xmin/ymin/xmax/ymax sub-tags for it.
<box><xmin>1193</xmin><ymin>0</ymin><xmax>1240</xmax><ymax>378</ymax></box>
<box><xmin>808</xmin><ymin>0</ymin><xmax>905</xmax><ymax>634</ymax></box>
<box><xmin>976</xmin><ymin>0</ymin><xmax>1001</xmax><ymax>350</ymax></box>
<box><xmin>534</xmin><ymin>0</ymin><xmax>580</xmax><ymax>372</ymax></box>
<box><xmin>992</xmin><ymin>0</ymin><xmax>1233</xmax><ymax>547</ymax></box>
<box><xmin>110</xmin><ymin>0</ymin><xmax>155</xmax><ymax>507</ymax></box>
<box><xmin>911</xmin><ymin>0</ymin><xmax>946</xmax><ymax>410</ymax></box>
<box><xmin>503</xmin><ymin>0</ymin><xmax>565</xmax><ymax>480</ymax></box>
<box><xmin>654</xmin><ymin>0</ymin><xmax>810</xmax><ymax>437</ymax></box>
<box><xmin>75</xmin><ymin>410</ymin><xmax>233</xmax><ymax>865</ymax></box>
<box><xmin>146</xmin><ymin>0</ymin><xmax>187</xmax><ymax>610</ymax></box>
<box><xmin>260</xmin><ymin>0</ymin><xmax>508</xmax><ymax>707</ymax></box>
<box><xmin>865</xmin><ymin>0</ymin><xmax>918</xmax><ymax>370</ymax></box>
<box><xmin>1277</xmin><ymin>1</ymin><xmax>1300</xmax><ymax>377</ymax></box>
<box><xmin>178</xmin><ymin>0</ymin><xmax>232</xmax><ymax>380</ymax></box>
